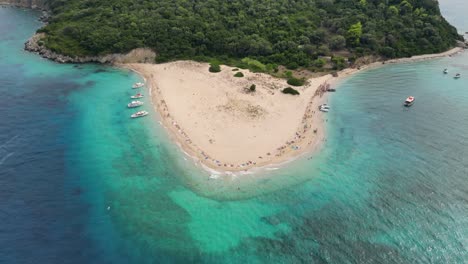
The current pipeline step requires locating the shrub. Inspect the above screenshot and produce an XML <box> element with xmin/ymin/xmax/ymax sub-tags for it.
<box><xmin>241</xmin><ymin>58</ymin><xmax>267</xmax><ymax>72</ymax></box>
<box><xmin>234</xmin><ymin>72</ymin><xmax>244</xmax><ymax>77</ymax></box>
<box><xmin>209</xmin><ymin>63</ymin><xmax>221</xmax><ymax>73</ymax></box>
<box><xmin>331</xmin><ymin>56</ymin><xmax>346</xmax><ymax>70</ymax></box>
<box><xmin>282</xmin><ymin>87</ymin><xmax>300</xmax><ymax>95</ymax></box>
<box><xmin>287</xmin><ymin>77</ymin><xmax>305</xmax><ymax>86</ymax></box>
<box><xmin>266</xmin><ymin>63</ymin><xmax>279</xmax><ymax>73</ymax></box>
<box><xmin>286</xmin><ymin>62</ymin><xmax>299</xmax><ymax>70</ymax></box>
<box><xmin>249</xmin><ymin>84</ymin><xmax>256</xmax><ymax>92</ymax></box>
<box><xmin>232</xmin><ymin>68</ymin><xmax>239</xmax><ymax>71</ymax></box>
<box><xmin>313</xmin><ymin>58</ymin><xmax>326</xmax><ymax>68</ymax></box>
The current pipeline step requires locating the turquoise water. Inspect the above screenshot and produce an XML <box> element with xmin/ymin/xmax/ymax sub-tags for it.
<box><xmin>1</xmin><ymin>3</ymin><xmax>467</xmax><ymax>263</ymax></box>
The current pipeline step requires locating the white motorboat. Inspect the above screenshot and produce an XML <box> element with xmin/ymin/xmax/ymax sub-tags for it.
<box><xmin>454</xmin><ymin>73</ymin><xmax>461</xmax><ymax>79</ymax></box>
<box><xmin>131</xmin><ymin>93</ymin><xmax>144</xmax><ymax>99</ymax></box>
<box><xmin>132</xmin><ymin>82</ymin><xmax>145</xmax><ymax>89</ymax></box>
<box><xmin>404</xmin><ymin>96</ymin><xmax>415</xmax><ymax>107</ymax></box>
<box><xmin>320</xmin><ymin>104</ymin><xmax>330</xmax><ymax>109</ymax></box>
<box><xmin>131</xmin><ymin>111</ymin><xmax>149</xmax><ymax>118</ymax></box>
<box><xmin>443</xmin><ymin>68</ymin><xmax>448</xmax><ymax>74</ymax></box>
<box><xmin>319</xmin><ymin>104</ymin><xmax>330</xmax><ymax>112</ymax></box>
<box><xmin>128</xmin><ymin>100</ymin><xmax>144</xmax><ymax>108</ymax></box>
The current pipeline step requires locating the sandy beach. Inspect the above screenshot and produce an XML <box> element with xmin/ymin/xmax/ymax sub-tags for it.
<box><xmin>126</xmin><ymin>47</ymin><xmax>463</xmax><ymax>173</ymax></box>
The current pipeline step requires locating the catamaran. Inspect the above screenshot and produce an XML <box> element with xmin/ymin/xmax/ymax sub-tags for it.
<box><xmin>127</xmin><ymin>100</ymin><xmax>144</xmax><ymax>108</ymax></box>
<box><xmin>131</xmin><ymin>111</ymin><xmax>148</xmax><ymax>118</ymax></box>
<box><xmin>404</xmin><ymin>96</ymin><xmax>415</xmax><ymax>107</ymax></box>
<box><xmin>131</xmin><ymin>93</ymin><xmax>144</xmax><ymax>99</ymax></box>
<box><xmin>132</xmin><ymin>82</ymin><xmax>145</xmax><ymax>89</ymax></box>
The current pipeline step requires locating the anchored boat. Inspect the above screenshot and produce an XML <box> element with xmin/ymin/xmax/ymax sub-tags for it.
<box><xmin>132</xmin><ymin>82</ymin><xmax>145</xmax><ymax>89</ymax></box>
<box><xmin>454</xmin><ymin>73</ymin><xmax>461</xmax><ymax>79</ymax></box>
<box><xmin>443</xmin><ymin>68</ymin><xmax>448</xmax><ymax>74</ymax></box>
<box><xmin>319</xmin><ymin>104</ymin><xmax>330</xmax><ymax>112</ymax></box>
<box><xmin>131</xmin><ymin>93</ymin><xmax>144</xmax><ymax>99</ymax></box>
<box><xmin>404</xmin><ymin>96</ymin><xmax>415</xmax><ymax>107</ymax></box>
<box><xmin>131</xmin><ymin>111</ymin><xmax>148</xmax><ymax>118</ymax></box>
<box><xmin>128</xmin><ymin>100</ymin><xmax>144</xmax><ymax>108</ymax></box>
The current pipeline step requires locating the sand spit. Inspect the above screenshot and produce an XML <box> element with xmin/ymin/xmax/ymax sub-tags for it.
<box><xmin>125</xmin><ymin>47</ymin><xmax>463</xmax><ymax>173</ymax></box>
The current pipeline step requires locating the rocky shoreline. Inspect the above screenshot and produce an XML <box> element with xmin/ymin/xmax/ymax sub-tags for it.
<box><xmin>0</xmin><ymin>0</ymin><xmax>47</xmax><ymax>9</ymax></box>
<box><xmin>24</xmin><ymin>33</ymin><xmax>156</xmax><ymax>64</ymax></box>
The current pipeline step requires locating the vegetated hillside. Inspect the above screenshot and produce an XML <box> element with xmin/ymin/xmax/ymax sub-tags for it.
<box><xmin>40</xmin><ymin>0</ymin><xmax>462</xmax><ymax>70</ymax></box>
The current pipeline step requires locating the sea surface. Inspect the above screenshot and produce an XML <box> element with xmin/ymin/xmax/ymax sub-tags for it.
<box><xmin>0</xmin><ymin>2</ymin><xmax>467</xmax><ymax>263</ymax></box>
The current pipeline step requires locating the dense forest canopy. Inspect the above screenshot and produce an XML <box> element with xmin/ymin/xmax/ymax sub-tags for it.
<box><xmin>40</xmin><ymin>0</ymin><xmax>462</xmax><ymax>69</ymax></box>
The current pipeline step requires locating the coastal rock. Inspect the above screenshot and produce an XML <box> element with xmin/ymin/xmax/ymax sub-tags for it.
<box><xmin>456</xmin><ymin>40</ymin><xmax>467</xmax><ymax>49</ymax></box>
<box><xmin>24</xmin><ymin>33</ymin><xmax>157</xmax><ymax>64</ymax></box>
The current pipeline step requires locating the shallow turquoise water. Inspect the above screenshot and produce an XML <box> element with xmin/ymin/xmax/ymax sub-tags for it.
<box><xmin>1</xmin><ymin>4</ymin><xmax>467</xmax><ymax>263</ymax></box>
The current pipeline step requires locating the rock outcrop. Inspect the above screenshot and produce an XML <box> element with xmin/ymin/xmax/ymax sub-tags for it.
<box><xmin>456</xmin><ymin>40</ymin><xmax>467</xmax><ymax>49</ymax></box>
<box><xmin>25</xmin><ymin>33</ymin><xmax>157</xmax><ymax>64</ymax></box>
<box><xmin>0</xmin><ymin>0</ymin><xmax>48</xmax><ymax>9</ymax></box>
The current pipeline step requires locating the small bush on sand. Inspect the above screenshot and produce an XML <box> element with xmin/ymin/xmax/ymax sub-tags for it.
<box><xmin>282</xmin><ymin>87</ymin><xmax>300</xmax><ymax>95</ymax></box>
<box><xmin>209</xmin><ymin>63</ymin><xmax>221</xmax><ymax>73</ymax></box>
<box><xmin>234</xmin><ymin>72</ymin><xmax>244</xmax><ymax>77</ymax></box>
<box><xmin>232</xmin><ymin>68</ymin><xmax>239</xmax><ymax>71</ymax></box>
<box><xmin>287</xmin><ymin>77</ymin><xmax>305</xmax><ymax>86</ymax></box>
<box><xmin>249</xmin><ymin>84</ymin><xmax>256</xmax><ymax>92</ymax></box>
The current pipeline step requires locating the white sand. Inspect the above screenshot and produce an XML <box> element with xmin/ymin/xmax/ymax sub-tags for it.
<box><xmin>125</xmin><ymin>47</ymin><xmax>463</xmax><ymax>172</ymax></box>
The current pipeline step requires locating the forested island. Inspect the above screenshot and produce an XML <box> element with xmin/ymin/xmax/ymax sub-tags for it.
<box><xmin>35</xmin><ymin>0</ymin><xmax>462</xmax><ymax>70</ymax></box>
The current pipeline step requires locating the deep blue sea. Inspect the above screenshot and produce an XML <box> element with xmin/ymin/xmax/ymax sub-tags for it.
<box><xmin>0</xmin><ymin>2</ymin><xmax>467</xmax><ymax>263</ymax></box>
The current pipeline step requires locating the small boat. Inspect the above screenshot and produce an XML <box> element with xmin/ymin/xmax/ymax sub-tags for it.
<box><xmin>454</xmin><ymin>73</ymin><xmax>461</xmax><ymax>79</ymax></box>
<box><xmin>131</xmin><ymin>93</ymin><xmax>144</xmax><ymax>99</ymax></box>
<box><xmin>319</xmin><ymin>104</ymin><xmax>330</xmax><ymax>112</ymax></box>
<box><xmin>127</xmin><ymin>100</ymin><xmax>144</xmax><ymax>108</ymax></box>
<box><xmin>404</xmin><ymin>96</ymin><xmax>415</xmax><ymax>107</ymax></box>
<box><xmin>132</xmin><ymin>82</ymin><xmax>145</xmax><ymax>89</ymax></box>
<box><xmin>131</xmin><ymin>111</ymin><xmax>149</xmax><ymax>118</ymax></box>
<box><xmin>319</xmin><ymin>104</ymin><xmax>330</xmax><ymax>109</ymax></box>
<box><xmin>443</xmin><ymin>69</ymin><xmax>448</xmax><ymax>74</ymax></box>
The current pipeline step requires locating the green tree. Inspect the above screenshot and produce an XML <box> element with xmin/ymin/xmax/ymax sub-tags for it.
<box><xmin>330</xmin><ymin>35</ymin><xmax>346</xmax><ymax>50</ymax></box>
<box><xmin>346</xmin><ymin>22</ymin><xmax>362</xmax><ymax>46</ymax></box>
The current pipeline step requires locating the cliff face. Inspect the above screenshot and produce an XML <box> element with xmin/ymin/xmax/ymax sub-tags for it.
<box><xmin>0</xmin><ymin>0</ymin><xmax>48</xmax><ymax>9</ymax></box>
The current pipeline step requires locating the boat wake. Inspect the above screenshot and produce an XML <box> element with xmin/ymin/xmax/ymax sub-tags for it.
<box><xmin>0</xmin><ymin>152</ymin><xmax>14</xmax><ymax>166</ymax></box>
<box><xmin>0</xmin><ymin>135</ymin><xmax>19</xmax><ymax>150</ymax></box>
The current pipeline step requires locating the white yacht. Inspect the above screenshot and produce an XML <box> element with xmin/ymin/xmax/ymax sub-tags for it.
<box><xmin>132</xmin><ymin>82</ymin><xmax>145</xmax><ymax>89</ymax></box>
<box><xmin>128</xmin><ymin>100</ymin><xmax>144</xmax><ymax>108</ymax></box>
<box><xmin>131</xmin><ymin>111</ymin><xmax>149</xmax><ymax>118</ymax></box>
